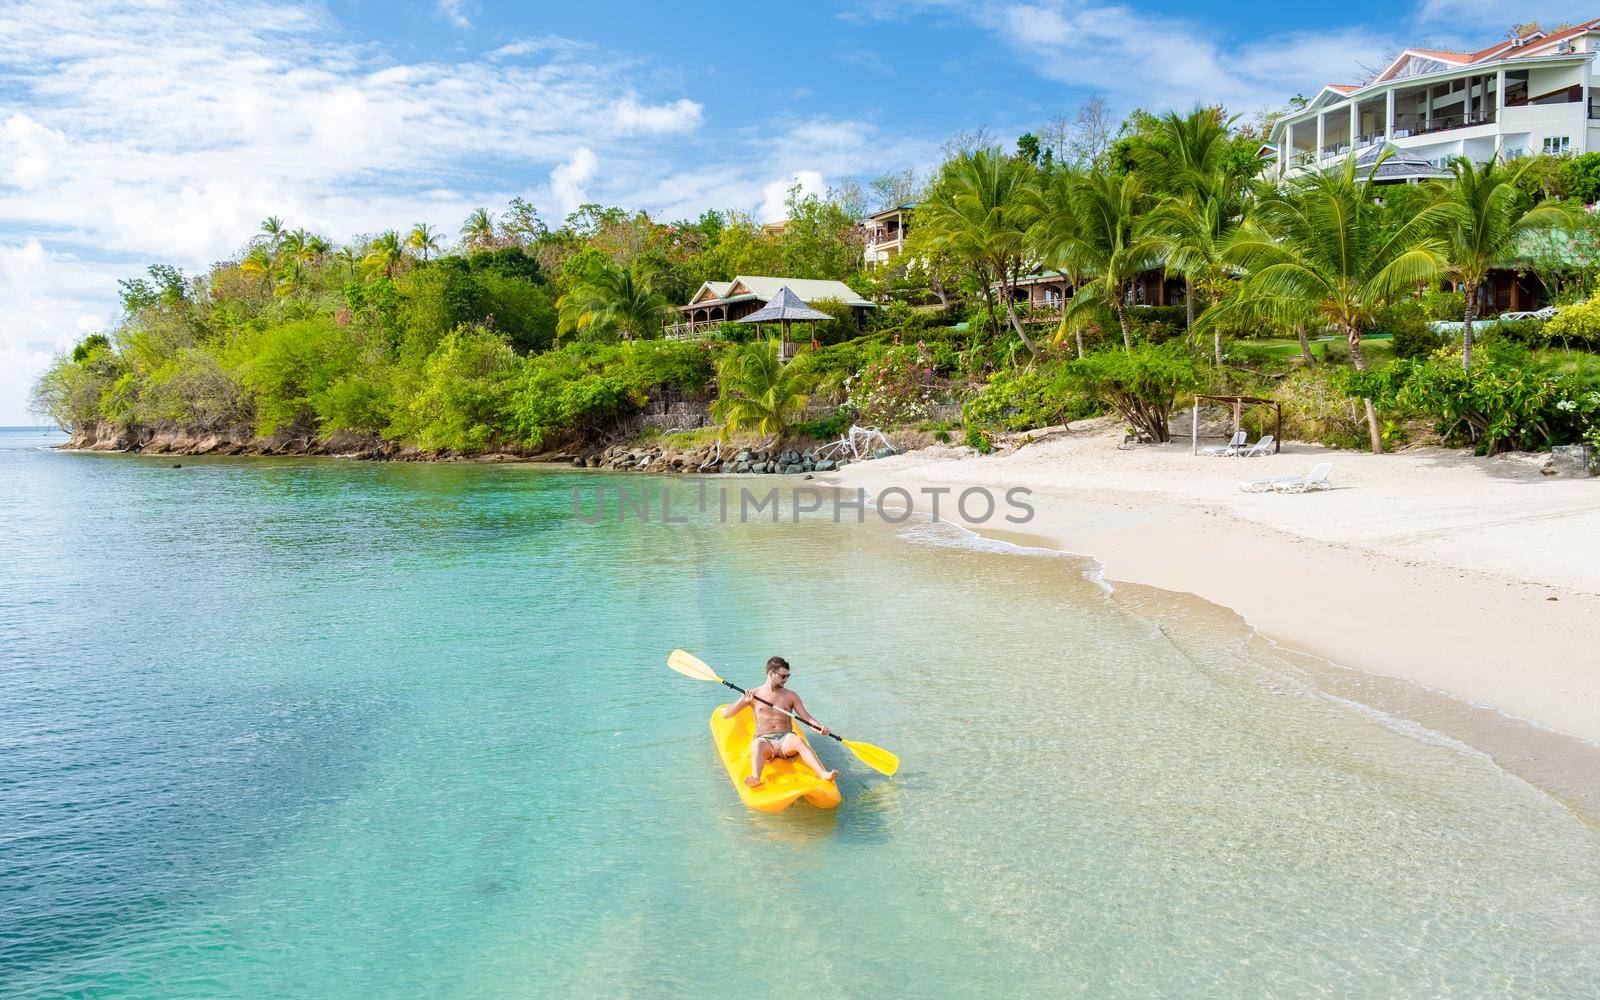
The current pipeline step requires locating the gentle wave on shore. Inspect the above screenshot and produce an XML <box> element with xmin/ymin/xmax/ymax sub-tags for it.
<box><xmin>4</xmin><ymin>437</ymin><xmax>1598</xmax><ymax>997</ymax></box>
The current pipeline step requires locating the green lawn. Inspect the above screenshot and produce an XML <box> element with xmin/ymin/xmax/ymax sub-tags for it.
<box><xmin>1231</xmin><ymin>335</ymin><xmax>1394</xmax><ymax>364</ymax></box>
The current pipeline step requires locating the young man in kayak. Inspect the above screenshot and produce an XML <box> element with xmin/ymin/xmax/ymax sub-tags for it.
<box><xmin>720</xmin><ymin>656</ymin><xmax>838</xmax><ymax>787</ymax></box>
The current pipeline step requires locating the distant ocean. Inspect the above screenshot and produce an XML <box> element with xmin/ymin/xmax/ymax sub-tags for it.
<box><xmin>3</xmin><ymin>435</ymin><xmax>1598</xmax><ymax>997</ymax></box>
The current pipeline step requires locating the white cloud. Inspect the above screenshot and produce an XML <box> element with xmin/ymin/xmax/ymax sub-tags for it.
<box><xmin>1412</xmin><ymin>1</ymin><xmax>1574</xmax><ymax>31</ymax></box>
<box><xmin>0</xmin><ymin>240</ymin><xmax>118</xmax><ymax>423</ymax></box>
<box><xmin>759</xmin><ymin>170</ymin><xmax>825</xmax><ymax>222</ymax></box>
<box><xmin>437</xmin><ymin>0</ymin><xmax>472</xmax><ymax>30</ymax></box>
<box><xmin>2</xmin><ymin>113</ymin><xmax>69</xmax><ymax>188</ymax></box>
<box><xmin>611</xmin><ymin>96</ymin><xmax>704</xmax><ymax>135</ymax></box>
<box><xmin>489</xmin><ymin>37</ymin><xmax>592</xmax><ymax>61</ymax></box>
<box><xmin>984</xmin><ymin>1</ymin><xmax>1393</xmax><ymax>110</ymax></box>
<box><xmin>549</xmin><ymin>146</ymin><xmax>598</xmax><ymax>217</ymax></box>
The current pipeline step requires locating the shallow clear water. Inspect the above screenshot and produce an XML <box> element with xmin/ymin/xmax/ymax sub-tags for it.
<box><xmin>2</xmin><ymin>427</ymin><xmax>1598</xmax><ymax>997</ymax></box>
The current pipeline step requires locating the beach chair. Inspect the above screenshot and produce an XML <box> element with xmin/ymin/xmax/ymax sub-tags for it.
<box><xmin>1201</xmin><ymin>430</ymin><xmax>1247</xmax><ymax>456</ymax></box>
<box><xmin>1236</xmin><ymin>434</ymin><xmax>1275</xmax><ymax>457</ymax></box>
<box><xmin>1240</xmin><ymin>462</ymin><xmax>1333</xmax><ymax>494</ymax></box>
<box><xmin>1271</xmin><ymin>462</ymin><xmax>1333</xmax><ymax>493</ymax></box>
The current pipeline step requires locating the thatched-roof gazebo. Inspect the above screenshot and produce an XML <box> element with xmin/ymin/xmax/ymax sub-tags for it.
<box><xmin>737</xmin><ymin>285</ymin><xmax>834</xmax><ymax>359</ymax></box>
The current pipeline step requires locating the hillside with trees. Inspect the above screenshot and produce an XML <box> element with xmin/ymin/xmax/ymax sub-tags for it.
<box><xmin>31</xmin><ymin>104</ymin><xmax>1600</xmax><ymax>462</ymax></box>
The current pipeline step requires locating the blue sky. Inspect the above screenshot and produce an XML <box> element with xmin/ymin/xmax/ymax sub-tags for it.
<box><xmin>0</xmin><ymin>0</ymin><xmax>1589</xmax><ymax>421</ymax></box>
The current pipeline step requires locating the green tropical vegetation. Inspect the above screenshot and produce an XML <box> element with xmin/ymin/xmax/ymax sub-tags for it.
<box><xmin>30</xmin><ymin>104</ymin><xmax>1600</xmax><ymax>461</ymax></box>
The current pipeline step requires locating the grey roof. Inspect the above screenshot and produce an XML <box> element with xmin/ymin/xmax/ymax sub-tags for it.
<box><xmin>866</xmin><ymin>203</ymin><xmax>917</xmax><ymax>220</ymax></box>
<box><xmin>1355</xmin><ymin>145</ymin><xmax>1450</xmax><ymax>181</ymax></box>
<box><xmin>737</xmin><ymin>286</ymin><xmax>836</xmax><ymax>323</ymax></box>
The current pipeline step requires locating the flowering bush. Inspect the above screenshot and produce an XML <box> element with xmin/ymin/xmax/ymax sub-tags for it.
<box><xmin>1341</xmin><ymin>354</ymin><xmax>1600</xmax><ymax>455</ymax></box>
<box><xmin>845</xmin><ymin>342</ymin><xmax>943</xmax><ymax>427</ymax></box>
<box><xmin>1542</xmin><ymin>298</ymin><xmax>1600</xmax><ymax>347</ymax></box>
<box><xmin>961</xmin><ymin>364</ymin><xmax>1103</xmax><ymax>433</ymax></box>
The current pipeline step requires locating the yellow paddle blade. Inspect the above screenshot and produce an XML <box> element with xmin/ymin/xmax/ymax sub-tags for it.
<box><xmin>842</xmin><ymin>738</ymin><xmax>899</xmax><ymax>777</ymax></box>
<box><xmin>667</xmin><ymin>649</ymin><xmax>723</xmax><ymax>684</ymax></box>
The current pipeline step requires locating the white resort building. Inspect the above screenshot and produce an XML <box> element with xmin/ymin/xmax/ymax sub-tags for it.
<box><xmin>1273</xmin><ymin>19</ymin><xmax>1600</xmax><ymax>179</ymax></box>
<box><xmin>863</xmin><ymin>204</ymin><xmax>913</xmax><ymax>270</ymax></box>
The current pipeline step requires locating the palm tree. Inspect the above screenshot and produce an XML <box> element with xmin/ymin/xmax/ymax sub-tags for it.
<box><xmin>1132</xmin><ymin>106</ymin><xmax>1240</xmax><ymax>202</ymax></box>
<box><xmin>274</xmin><ymin>258</ymin><xmax>307</xmax><ymax>300</ymax></box>
<box><xmin>239</xmin><ymin>243</ymin><xmax>277</xmax><ymax>295</ymax></box>
<box><xmin>556</xmin><ymin>264</ymin><xmax>673</xmax><ymax>342</ymax></box>
<box><xmin>363</xmin><ymin>230</ymin><xmax>405</xmax><ymax>278</ymax></box>
<box><xmin>261</xmin><ymin>216</ymin><xmax>286</xmax><ymax>244</ymax></box>
<box><xmin>1135</xmin><ymin>107</ymin><xmax>1252</xmax><ymax>334</ymax></box>
<box><xmin>711</xmin><ymin>339</ymin><xmax>812</xmax><ymax>441</ymax></box>
<box><xmin>915</xmin><ymin>147</ymin><xmax>1043</xmax><ymax>355</ymax></box>
<box><xmin>460</xmin><ymin>208</ymin><xmax>497</xmax><ymax>251</ymax></box>
<box><xmin>1147</xmin><ymin>193</ymin><xmax>1241</xmax><ymax>366</ymax></box>
<box><xmin>1059</xmin><ymin>171</ymin><xmax>1165</xmax><ymax>352</ymax></box>
<box><xmin>281</xmin><ymin>228</ymin><xmax>310</xmax><ymax>262</ymax></box>
<box><xmin>1029</xmin><ymin>164</ymin><xmax>1091</xmax><ymax>356</ymax></box>
<box><xmin>1218</xmin><ymin>154</ymin><xmax>1454</xmax><ymax>452</ymax></box>
<box><xmin>1428</xmin><ymin>156</ymin><xmax>1570</xmax><ymax>370</ymax></box>
<box><xmin>332</xmin><ymin>246</ymin><xmax>358</xmax><ymax>278</ymax></box>
<box><xmin>407</xmin><ymin>223</ymin><xmax>441</xmax><ymax>261</ymax></box>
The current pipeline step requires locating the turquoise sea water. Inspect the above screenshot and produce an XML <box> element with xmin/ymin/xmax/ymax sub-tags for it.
<box><xmin>3</xmin><ymin>426</ymin><xmax>1599</xmax><ymax>998</ymax></box>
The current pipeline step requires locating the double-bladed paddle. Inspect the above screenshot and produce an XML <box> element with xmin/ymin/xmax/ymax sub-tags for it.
<box><xmin>668</xmin><ymin>648</ymin><xmax>900</xmax><ymax>777</ymax></box>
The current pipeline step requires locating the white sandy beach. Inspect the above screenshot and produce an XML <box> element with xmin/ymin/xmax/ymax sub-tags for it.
<box><xmin>824</xmin><ymin>419</ymin><xmax>1600</xmax><ymax>747</ymax></box>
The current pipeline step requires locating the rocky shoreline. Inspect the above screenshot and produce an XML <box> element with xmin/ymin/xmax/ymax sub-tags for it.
<box><xmin>61</xmin><ymin>421</ymin><xmax>898</xmax><ymax>475</ymax></box>
<box><xmin>580</xmin><ymin>441</ymin><xmax>885</xmax><ymax>474</ymax></box>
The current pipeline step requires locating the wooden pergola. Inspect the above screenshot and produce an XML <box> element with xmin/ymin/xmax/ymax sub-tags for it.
<box><xmin>1190</xmin><ymin>394</ymin><xmax>1281</xmax><ymax>455</ymax></box>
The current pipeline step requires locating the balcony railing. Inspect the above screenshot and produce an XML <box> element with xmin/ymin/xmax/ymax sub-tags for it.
<box><xmin>1289</xmin><ymin>150</ymin><xmax>1315</xmax><ymax>167</ymax></box>
<box><xmin>663</xmin><ymin>322</ymin><xmax>713</xmax><ymax>341</ymax></box>
<box><xmin>1391</xmin><ymin>109</ymin><xmax>1495</xmax><ymax>137</ymax></box>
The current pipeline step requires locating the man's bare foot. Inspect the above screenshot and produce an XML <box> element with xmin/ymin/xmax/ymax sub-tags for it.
<box><xmin>819</xmin><ymin>769</ymin><xmax>838</xmax><ymax>781</ymax></box>
<box><xmin>744</xmin><ymin>775</ymin><xmax>763</xmax><ymax>788</ymax></box>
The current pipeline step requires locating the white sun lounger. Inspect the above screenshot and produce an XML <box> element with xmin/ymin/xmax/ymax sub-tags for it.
<box><xmin>1240</xmin><ymin>462</ymin><xmax>1333</xmax><ymax>494</ymax></box>
<box><xmin>1236</xmin><ymin>434</ymin><xmax>1275</xmax><ymax>457</ymax></box>
<box><xmin>1201</xmin><ymin>430</ymin><xmax>1247</xmax><ymax>456</ymax></box>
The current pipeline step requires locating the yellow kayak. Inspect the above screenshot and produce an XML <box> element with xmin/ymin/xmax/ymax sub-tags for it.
<box><xmin>710</xmin><ymin>705</ymin><xmax>841</xmax><ymax>813</ymax></box>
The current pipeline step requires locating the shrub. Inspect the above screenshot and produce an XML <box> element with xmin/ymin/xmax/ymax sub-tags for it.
<box><xmin>396</xmin><ymin>324</ymin><xmax>520</xmax><ymax>451</ymax></box>
<box><xmin>846</xmin><ymin>342</ymin><xmax>943</xmax><ymax>427</ymax></box>
<box><xmin>1060</xmin><ymin>343</ymin><xmax>1201</xmax><ymax>443</ymax></box>
<box><xmin>1419</xmin><ymin>289</ymin><xmax>1466</xmax><ymax>321</ymax></box>
<box><xmin>1225</xmin><ymin>342</ymin><xmax>1283</xmax><ymax>368</ymax></box>
<box><xmin>617</xmin><ymin>339</ymin><xmax>715</xmax><ymax>394</ymax></box>
<box><xmin>1559</xmin><ymin>153</ymin><xmax>1600</xmax><ymax>206</ymax></box>
<box><xmin>71</xmin><ymin>333</ymin><xmax>112</xmax><ymax>363</ymax></box>
<box><xmin>793</xmin><ymin>407</ymin><xmax>851</xmax><ymax>440</ymax></box>
<box><xmin>476</xmin><ymin>272</ymin><xmax>557</xmax><ymax>353</ymax></box>
<box><xmin>230</xmin><ymin>316</ymin><xmax>358</xmax><ymax>435</ymax></box>
<box><xmin>1542</xmin><ymin>298</ymin><xmax>1600</xmax><ymax>347</ymax></box>
<box><xmin>1273</xmin><ymin>367</ymin><xmax>1369</xmax><ymax>449</ymax></box>
<box><xmin>1377</xmin><ymin>300</ymin><xmax>1445</xmax><ymax>360</ymax></box>
<box><xmin>1494</xmin><ymin>317</ymin><xmax>1548</xmax><ymax>345</ymax></box>
<box><xmin>961</xmin><ymin>364</ymin><xmax>1102</xmax><ymax>432</ymax></box>
<box><xmin>1133</xmin><ymin>304</ymin><xmax>1189</xmax><ymax>328</ymax></box>
<box><xmin>506</xmin><ymin>354</ymin><xmax>642</xmax><ymax>449</ymax></box>
<box><xmin>1342</xmin><ymin>354</ymin><xmax>1600</xmax><ymax>454</ymax></box>
<box><xmin>806</xmin><ymin>298</ymin><xmax>860</xmax><ymax>345</ymax></box>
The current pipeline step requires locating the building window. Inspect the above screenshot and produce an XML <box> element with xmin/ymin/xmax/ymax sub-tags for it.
<box><xmin>1544</xmin><ymin>136</ymin><xmax>1571</xmax><ymax>154</ymax></box>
